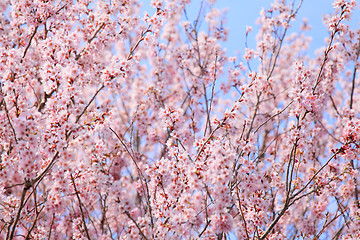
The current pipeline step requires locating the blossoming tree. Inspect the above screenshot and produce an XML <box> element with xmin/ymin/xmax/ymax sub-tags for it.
<box><xmin>0</xmin><ymin>0</ymin><xmax>359</xmax><ymax>239</ymax></box>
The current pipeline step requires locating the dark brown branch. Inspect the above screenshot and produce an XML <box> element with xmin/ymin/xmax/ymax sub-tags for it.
<box><xmin>109</xmin><ymin>127</ymin><xmax>154</xmax><ymax>228</ymax></box>
<box><xmin>259</xmin><ymin>198</ymin><xmax>290</xmax><ymax>240</ymax></box>
<box><xmin>7</xmin><ymin>179</ymin><xmax>32</xmax><ymax>240</ymax></box>
<box><xmin>24</xmin><ymin>205</ymin><xmax>45</xmax><ymax>240</ymax></box>
<box><xmin>349</xmin><ymin>37</ymin><xmax>360</xmax><ymax>110</ymax></box>
<box><xmin>267</xmin><ymin>0</ymin><xmax>303</xmax><ymax>79</ymax></box>
<box><xmin>312</xmin><ymin>7</ymin><xmax>347</xmax><ymax>93</ymax></box>
<box><xmin>75</xmin><ymin>23</ymin><xmax>106</xmax><ymax>60</ymax></box>
<box><xmin>33</xmin><ymin>151</ymin><xmax>59</xmax><ymax>183</ymax></box>
<box><xmin>24</xmin><ymin>185</ymin><xmax>40</xmax><ymax>240</ymax></box>
<box><xmin>260</xmin><ymin>141</ymin><xmax>342</xmax><ymax>240</ymax></box>
<box><xmin>203</xmin><ymin>54</ymin><xmax>218</xmax><ymax>136</ymax></box>
<box><xmin>236</xmin><ymin>188</ymin><xmax>250</xmax><ymax>240</ymax></box>
<box><xmin>37</xmin><ymin>89</ymin><xmax>56</xmax><ymax>112</ymax></box>
<box><xmin>349</xmin><ymin>38</ymin><xmax>360</xmax><ymax>209</ymax></box>
<box><xmin>21</xmin><ymin>26</ymin><xmax>39</xmax><ymax>63</ymax></box>
<box><xmin>2</xmin><ymin>99</ymin><xmax>18</xmax><ymax>144</ymax></box>
<box><xmin>75</xmin><ymin>84</ymin><xmax>104</xmax><ymax>124</ymax></box>
<box><xmin>329</xmin><ymin>96</ymin><xmax>341</xmax><ymax>118</ymax></box>
<box><xmin>70</xmin><ymin>174</ymin><xmax>92</xmax><ymax>240</ymax></box>
<box><xmin>198</xmin><ymin>220</ymin><xmax>211</xmax><ymax>238</ymax></box>
<box><xmin>291</xmin><ymin>148</ymin><xmax>341</xmax><ymax>200</ymax></box>
<box><xmin>47</xmin><ymin>213</ymin><xmax>55</xmax><ymax>240</ymax></box>
<box><xmin>127</xmin><ymin>25</ymin><xmax>151</xmax><ymax>61</ymax></box>
<box><xmin>245</xmin><ymin>92</ymin><xmax>261</xmax><ymax>140</ymax></box>
<box><xmin>124</xmin><ymin>211</ymin><xmax>148</xmax><ymax>240</ymax></box>
<box><xmin>203</xmin><ymin>83</ymin><xmax>212</xmax><ymax>136</ymax></box>
<box><xmin>194</xmin><ymin>124</ymin><xmax>221</xmax><ymax>161</ymax></box>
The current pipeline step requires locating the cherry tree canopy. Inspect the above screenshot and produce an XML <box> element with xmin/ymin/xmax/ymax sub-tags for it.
<box><xmin>0</xmin><ymin>0</ymin><xmax>359</xmax><ymax>239</ymax></box>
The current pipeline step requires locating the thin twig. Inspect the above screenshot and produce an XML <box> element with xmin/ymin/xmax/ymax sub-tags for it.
<box><xmin>254</xmin><ymin>100</ymin><xmax>293</xmax><ymax>134</ymax></box>
<box><xmin>317</xmin><ymin>119</ymin><xmax>343</xmax><ymax>144</ymax></box>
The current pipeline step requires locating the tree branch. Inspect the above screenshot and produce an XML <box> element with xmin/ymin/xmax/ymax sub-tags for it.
<box><xmin>70</xmin><ymin>174</ymin><xmax>92</xmax><ymax>240</ymax></box>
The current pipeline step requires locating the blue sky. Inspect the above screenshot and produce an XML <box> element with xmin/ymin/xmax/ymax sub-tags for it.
<box><xmin>214</xmin><ymin>0</ymin><xmax>335</xmax><ymax>55</ymax></box>
<box><xmin>208</xmin><ymin>0</ymin><xmax>359</xmax><ymax>57</ymax></box>
<box><xmin>142</xmin><ymin>0</ymin><xmax>359</xmax><ymax>58</ymax></box>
